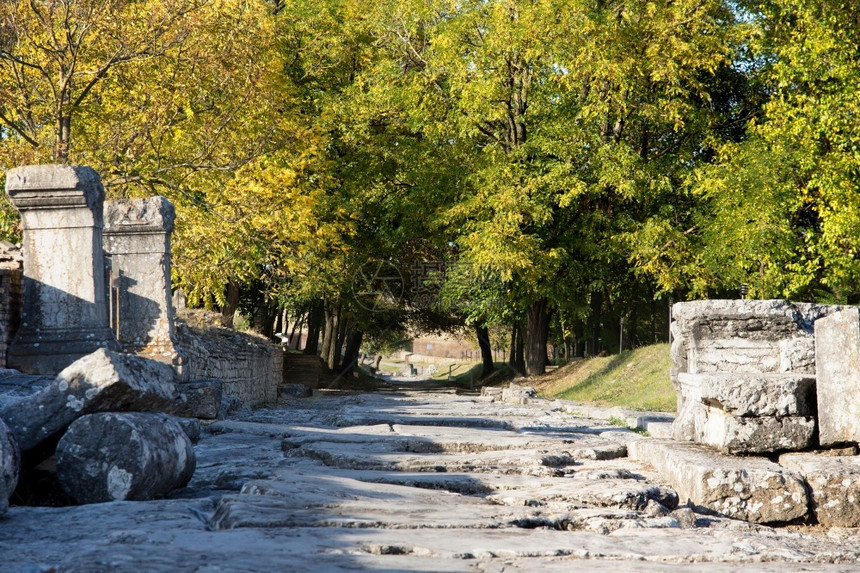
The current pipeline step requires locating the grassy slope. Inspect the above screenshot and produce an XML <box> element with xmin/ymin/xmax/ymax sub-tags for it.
<box><xmin>534</xmin><ymin>343</ymin><xmax>675</xmax><ymax>412</ymax></box>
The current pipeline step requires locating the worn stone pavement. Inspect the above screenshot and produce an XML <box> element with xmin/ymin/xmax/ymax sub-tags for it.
<box><xmin>2</xmin><ymin>382</ymin><xmax>860</xmax><ymax>572</ymax></box>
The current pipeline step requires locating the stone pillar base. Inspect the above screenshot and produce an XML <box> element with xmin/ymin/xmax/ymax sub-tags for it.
<box><xmin>7</xmin><ymin>327</ymin><xmax>119</xmax><ymax>375</ymax></box>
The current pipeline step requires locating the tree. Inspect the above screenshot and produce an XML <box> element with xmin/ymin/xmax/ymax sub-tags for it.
<box><xmin>421</xmin><ymin>0</ymin><xmax>736</xmax><ymax>373</ymax></box>
<box><xmin>0</xmin><ymin>0</ymin><xmax>204</xmax><ymax>163</ymax></box>
<box><xmin>645</xmin><ymin>0</ymin><xmax>860</xmax><ymax>302</ymax></box>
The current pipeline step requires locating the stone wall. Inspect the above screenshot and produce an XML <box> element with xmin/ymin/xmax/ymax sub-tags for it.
<box><xmin>175</xmin><ymin>311</ymin><xmax>281</xmax><ymax>406</ymax></box>
<box><xmin>0</xmin><ymin>247</ymin><xmax>22</xmax><ymax>369</ymax></box>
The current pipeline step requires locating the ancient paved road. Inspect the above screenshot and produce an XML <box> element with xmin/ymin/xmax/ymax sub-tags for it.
<box><xmin>2</xmin><ymin>384</ymin><xmax>860</xmax><ymax>572</ymax></box>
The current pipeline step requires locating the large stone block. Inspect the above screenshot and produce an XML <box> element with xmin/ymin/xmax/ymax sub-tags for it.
<box><xmin>629</xmin><ymin>439</ymin><xmax>808</xmax><ymax>524</ymax></box>
<box><xmin>670</xmin><ymin>299</ymin><xmax>843</xmax><ymax>382</ymax></box>
<box><xmin>0</xmin><ymin>349</ymin><xmax>180</xmax><ymax>453</ymax></box>
<box><xmin>672</xmin><ymin>372</ymin><xmax>816</xmax><ymax>453</ymax></box>
<box><xmin>815</xmin><ymin>307</ymin><xmax>860</xmax><ymax>447</ymax></box>
<box><xmin>698</xmin><ymin>408</ymin><xmax>815</xmax><ymax>455</ymax></box>
<box><xmin>680</xmin><ymin>372</ymin><xmax>815</xmax><ymax>417</ymax></box>
<box><xmin>5</xmin><ymin>164</ymin><xmax>119</xmax><ymax>375</ymax></box>
<box><xmin>780</xmin><ymin>452</ymin><xmax>860</xmax><ymax>527</ymax></box>
<box><xmin>0</xmin><ymin>417</ymin><xmax>19</xmax><ymax>515</ymax></box>
<box><xmin>56</xmin><ymin>412</ymin><xmax>195</xmax><ymax>503</ymax></box>
<box><xmin>177</xmin><ymin>380</ymin><xmax>222</xmax><ymax>420</ymax></box>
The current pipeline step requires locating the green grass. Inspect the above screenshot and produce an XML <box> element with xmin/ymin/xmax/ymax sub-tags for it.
<box><xmin>540</xmin><ymin>343</ymin><xmax>675</xmax><ymax>412</ymax></box>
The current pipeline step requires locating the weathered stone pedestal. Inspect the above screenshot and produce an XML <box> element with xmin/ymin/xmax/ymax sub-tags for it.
<box><xmin>5</xmin><ymin>165</ymin><xmax>119</xmax><ymax>375</ymax></box>
<box><xmin>103</xmin><ymin>197</ymin><xmax>187</xmax><ymax>379</ymax></box>
<box><xmin>670</xmin><ymin>299</ymin><xmax>843</xmax><ymax>453</ymax></box>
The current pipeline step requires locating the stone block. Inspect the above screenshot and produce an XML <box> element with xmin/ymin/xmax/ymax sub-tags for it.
<box><xmin>279</xmin><ymin>383</ymin><xmax>312</xmax><ymax>399</ymax></box>
<box><xmin>679</xmin><ymin>372</ymin><xmax>815</xmax><ymax>417</ymax></box>
<box><xmin>56</xmin><ymin>412</ymin><xmax>195</xmax><ymax>503</ymax></box>
<box><xmin>0</xmin><ymin>349</ymin><xmax>180</xmax><ymax>453</ymax></box>
<box><xmin>815</xmin><ymin>307</ymin><xmax>860</xmax><ymax>447</ymax></box>
<box><xmin>502</xmin><ymin>383</ymin><xmax>537</xmax><ymax>404</ymax></box>
<box><xmin>780</xmin><ymin>452</ymin><xmax>860</xmax><ymax>527</ymax></box>
<box><xmin>670</xmin><ymin>299</ymin><xmax>844</xmax><ymax>384</ymax></box>
<box><xmin>629</xmin><ymin>439</ymin><xmax>808</xmax><ymax>524</ymax></box>
<box><xmin>672</xmin><ymin>372</ymin><xmax>815</xmax><ymax>453</ymax></box>
<box><xmin>5</xmin><ymin>164</ymin><xmax>119</xmax><ymax>375</ymax></box>
<box><xmin>698</xmin><ymin>408</ymin><xmax>815</xmax><ymax>455</ymax></box>
<box><xmin>0</xmin><ymin>417</ymin><xmax>19</xmax><ymax>515</ymax></box>
<box><xmin>178</xmin><ymin>380</ymin><xmax>222</xmax><ymax>420</ymax></box>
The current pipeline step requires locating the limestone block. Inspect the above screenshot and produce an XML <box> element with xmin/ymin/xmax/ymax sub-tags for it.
<box><xmin>502</xmin><ymin>383</ymin><xmax>537</xmax><ymax>404</ymax></box>
<box><xmin>56</xmin><ymin>412</ymin><xmax>195</xmax><ymax>503</ymax></box>
<box><xmin>780</xmin><ymin>452</ymin><xmax>860</xmax><ymax>527</ymax></box>
<box><xmin>678</xmin><ymin>372</ymin><xmax>815</xmax><ymax>417</ymax></box>
<box><xmin>178</xmin><ymin>380</ymin><xmax>222</xmax><ymax>420</ymax></box>
<box><xmin>174</xmin><ymin>416</ymin><xmax>202</xmax><ymax>443</ymax></box>
<box><xmin>698</xmin><ymin>408</ymin><xmax>815</xmax><ymax>455</ymax></box>
<box><xmin>278</xmin><ymin>383</ymin><xmax>312</xmax><ymax>399</ymax></box>
<box><xmin>815</xmin><ymin>307</ymin><xmax>860</xmax><ymax>447</ymax></box>
<box><xmin>671</xmin><ymin>300</ymin><xmax>843</xmax><ymax>382</ymax></box>
<box><xmin>5</xmin><ymin>164</ymin><xmax>119</xmax><ymax>375</ymax></box>
<box><xmin>0</xmin><ymin>349</ymin><xmax>180</xmax><ymax>453</ymax></box>
<box><xmin>0</xmin><ymin>417</ymin><xmax>19</xmax><ymax>515</ymax></box>
<box><xmin>629</xmin><ymin>439</ymin><xmax>808</xmax><ymax>524</ymax></box>
<box><xmin>671</xmin><ymin>373</ymin><xmax>706</xmax><ymax>442</ymax></box>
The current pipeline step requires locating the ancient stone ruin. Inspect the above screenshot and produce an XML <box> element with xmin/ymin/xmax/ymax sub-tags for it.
<box><xmin>633</xmin><ymin>298</ymin><xmax>860</xmax><ymax>527</ymax></box>
<box><xmin>0</xmin><ymin>164</ymin><xmax>282</xmax><ymax>511</ymax></box>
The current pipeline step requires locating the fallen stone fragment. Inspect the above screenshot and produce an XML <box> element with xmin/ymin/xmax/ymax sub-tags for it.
<box><xmin>815</xmin><ymin>308</ymin><xmax>860</xmax><ymax>447</ymax></box>
<box><xmin>177</xmin><ymin>380</ymin><xmax>222</xmax><ymax>419</ymax></box>
<box><xmin>779</xmin><ymin>453</ymin><xmax>860</xmax><ymax>527</ymax></box>
<box><xmin>56</xmin><ymin>412</ymin><xmax>195</xmax><ymax>503</ymax></box>
<box><xmin>502</xmin><ymin>383</ymin><xmax>537</xmax><ymax>404</ymax></box>
<box><xmin>0</xmin><ymin>349</ymin><xmax>181</xmax><ymax>453</ymax></box>
<box><xmin>174</xmin><ymin>416</ymin><xmax>202</xmax><ymax>443</ymax></box>
<box><xmin>629</xmin><ymin>439</ymin><xmax>808</xmax><ymax>524</ymax></box>
<box><xmin>0</xmin><ymin>417</ymin><xmax>19</xmax><ymax>515</ymax></box>
<box><xmin>278</xmin><ymin>383</ymin><xmax>312</xmax><ymax>399</ymax></box>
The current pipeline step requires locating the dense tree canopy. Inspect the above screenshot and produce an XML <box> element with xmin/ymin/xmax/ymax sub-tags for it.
<box><xmin>2</xmin><ymin>0</ymin><xmax>858</xmax><ymax>376</ymax></box>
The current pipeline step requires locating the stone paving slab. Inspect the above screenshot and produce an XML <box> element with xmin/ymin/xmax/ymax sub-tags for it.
<box><xmin>3</xmin><ymin>388</ymin><xmax>860</xmax><ymax>571</ymax></box>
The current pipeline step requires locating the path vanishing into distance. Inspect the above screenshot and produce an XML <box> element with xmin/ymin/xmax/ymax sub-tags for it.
<box><xmin>2</xmin><ymin>378</ymin><xmax>860</xmax><ymax>572</ymax></box>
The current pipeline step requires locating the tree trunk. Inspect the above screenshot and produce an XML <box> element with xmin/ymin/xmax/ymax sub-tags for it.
<box><xmin>574</xmin><ymin>322</ymin><xmax>585</xmax><ymax>357</ymax></box>
<box><xmin>303</xmin><ymin>300</ymin><xmax>323</xmax><ymax>355</ymax></box>
<box><xmin>330</xmin><ymin>310</ymin><xmax>348</xmax><ymax>371</ymax></box>
<box><xmin>474</xmin><ymin>322</ymin><xmax>495</xmax><ymax>379</ymax></box>
<box><xmin>222</xmin><ymin>280</ymin><xmax>240</xmax><ymax>326</ymax></box>
<box><xmin>511</xmin><ymin>322</ymin><xmax>525</xmax><ymax>374</ymax></box>
<box><xmin>524</xmin><ymin>299</ymin><xmax>548</xmax><ymax>376</ymax></box>
<box><xmin>590</xmin><ymin>290</ymin><xmax>603</xmax><ymax>355</ymax></box>
<box><xmin>628</xmin><ymin>304</ymin><xmax>638</xmax><ymax>350</ymax></box>
<box><xmin>253</xmin><ymin>303</ymin><xmax>277</xmax><ymax>339</ymax></box>
<box><xmin>339</xmin><ymin>330</ymin><xmax>364</xmax><ymax>378</ymax></box>
<box><xmin>320</xmin><ymin>300</ymin><xmax>336</xmax><ymax>365</ymax></box>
